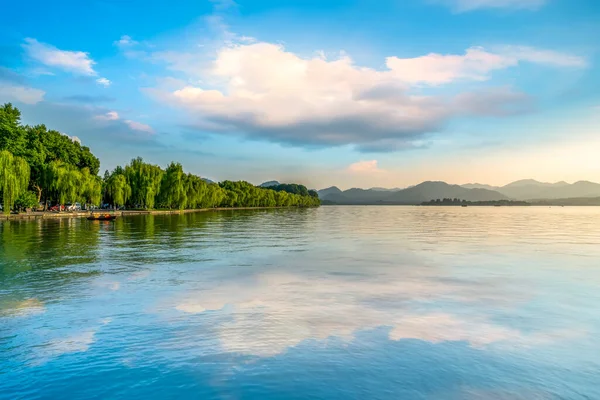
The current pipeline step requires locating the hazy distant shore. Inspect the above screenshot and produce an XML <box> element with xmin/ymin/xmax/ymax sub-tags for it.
<box><xmin>321</xmin><ymin>199</ymin><xmax>600</xmax><ymax>206</ymax></box>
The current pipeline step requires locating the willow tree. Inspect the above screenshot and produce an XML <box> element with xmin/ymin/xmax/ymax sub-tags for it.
<box><xmin>105</xmin><ymin>173</ymin><xmax>131</xmax><ymax>207</ymax></box>
<box><xmin>80</xmin><ymin>167</ymin><xmax>102</xmax><ymax>206</ymax></box>
<box><xmin>159</xmin><ymin>162</ymin><xmax>186</xmax><ymax>209</ymax></box>
<box><xmin>124</xmin><ymin>157</ymin><xmax>163</xmax><ymax>209</ymax></box>
<box><xmin>0</xmin><ymin>150</ymin><xmax>30</xmax><ymax>214</ymax></box>
<box><xmin>48</xmin><ymin>162</ymin><xmax>82</xmax><ymax>206</ymax></box>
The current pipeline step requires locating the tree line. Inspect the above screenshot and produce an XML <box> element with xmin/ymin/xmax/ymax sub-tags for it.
<box><xmin>0</xmin><ymin>103</ymin><xmax>319</xmax><ymax>214</ymax></box>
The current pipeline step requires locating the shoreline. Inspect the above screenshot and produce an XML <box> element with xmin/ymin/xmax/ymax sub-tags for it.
<box><xmin>0</xmin><ymin>206</ymin><xmax>299</xmax><ymax>221</ymax></box>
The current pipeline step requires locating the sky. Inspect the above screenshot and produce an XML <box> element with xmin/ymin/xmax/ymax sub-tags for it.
<box><xmin>0</xmin><ymin>0</ymin><xmax>599</xmax><ymax>190</ymax></box>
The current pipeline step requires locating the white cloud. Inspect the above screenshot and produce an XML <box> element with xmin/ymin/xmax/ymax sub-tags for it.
<box><xmin>29</xmin><ymin>68</ymin><xmax>55</xmax><ymax>77</ymax></box>
<box><xmin>151</xmin><ymin>41</ymin><xmax>580</xmax><ymax>151</ymax></box>
<box><xmin>96</xmin><ymin>77</ymin><xmax>111</xmax><ymax>87</ymax></box>
<box><xmin>0</xmin><ymin>82</ymin><xmax>45</xmax><ymax>104</ymax></box>
<box><xmin>93</xmin><ymin>111</ymin><xmax>154</xmax><ymax>134</ymax></box>
<box><xmin>386</xmin><ymin>47</ymin><xmax>515</xmax><ymax>85</ymax></box>
<box><xmin>114</xmin><ymin>35</ymin><xmax>138</xmax><ymax>48</ymax></box>
<box><xmin>125</xmin><ymin>119</ymin><xmax>154</xmax><ymax>133</ymax></box>
<box><xmin>68</xmin><ymin>135</ymin><xmax>81</xmax><ymax>144</ymax></box>
<box><xmin>499</xmin><ymin>45</ymin><xmax>587</xmax><ymax>68</ymax></box>
<box><xmin>348</xmin><ymin>160</ymin><xmax>384</xmax><ymax>173</ymax></box>
<box><xmin>94</xmin><ymin>111</ymin><xmax>120</xmax><ymax>121</ymax></box>
<box><xmin>22</xmin><ymin>38</ymin><xmax>97</xmax><ymax>76</ymax></box>
<box><xmin>386</xmin><ymin>46</ymin><xmax>585</xmax><ymax>85</ymax></box>
<box><xmin>438</xmin><ymin>0</ymin><xmax>546</xmax><ymax>13</ymax></box>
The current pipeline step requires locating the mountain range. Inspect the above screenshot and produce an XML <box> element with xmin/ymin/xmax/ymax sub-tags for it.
<box><xmin>460</xmin><ymin>179</ymin><xmax>600</xmax><ymax>200</ymax></box>
<box><xmin>317</xmin><ymin>180</ymin><xmax>600</xmax><ymax>205</ymax></box>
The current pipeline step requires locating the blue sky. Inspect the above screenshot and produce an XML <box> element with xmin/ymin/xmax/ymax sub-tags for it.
<box><xmin>1</xmin><ymin>0</ymin><xmax>599</xmax><ymax>189</ymax></box>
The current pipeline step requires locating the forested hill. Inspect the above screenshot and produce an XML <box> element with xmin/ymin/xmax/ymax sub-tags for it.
<box><xmin>0</xmin><ymin>103</ymin><xmax>319</xmax><ymax>214</ymax></box>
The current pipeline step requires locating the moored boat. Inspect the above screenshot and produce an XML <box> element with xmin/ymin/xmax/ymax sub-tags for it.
<box><xmin>87</xmin><ymin>213</ymin><xmax>118</xmax><ymax>221</ymax></box>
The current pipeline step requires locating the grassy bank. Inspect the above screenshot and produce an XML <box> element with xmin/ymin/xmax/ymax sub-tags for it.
<box><xmin>0</xmin><ymin>206</ymin><xmax>304</xmax><ymax>221</ymax></box>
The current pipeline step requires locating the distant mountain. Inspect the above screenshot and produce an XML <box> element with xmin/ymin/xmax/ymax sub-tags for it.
<box><xmin>319</xmin><ymin>181</ymin><xmax>507</xmax><ymax>205</ymax></box>
<box><xmin>317</xmin><ymin>186</ymin><xmax>343</xmax><ymax>198</ymax></box>
<box><xmin>202</xmin><ymin>178</ymin><xmax>215</xmax><ymax>184</ymax></box>
<box><xmin>491</xmin><ymin>180</ymin><xmax>600</xmax><ymax>200</ymax></box>
<box><xmin>386</xmin><ymin>182</ymin><xmax>508</xmax><ymax>204</ymax></box>
<box><xmin>370</xmin><ymin>187</ymin><xmax>403</xmax><ymax>192</ymax></box>
<box><xmin>460</xmin><ymin>180</ymin><xmax>600</xmax><ymax>200</ymax></box>
<box><xmin>461</xmin><ymin>183</ymin><xmax>499</xmax><ymax>191</ymax></box>
<box><xmin>259</xmin><ymin>180</ymin><xmax>280</xmax><ymax>187</ymax></box>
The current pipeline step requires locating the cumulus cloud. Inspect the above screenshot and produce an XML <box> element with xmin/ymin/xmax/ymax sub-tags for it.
<box><xmin>65</xmin><ymin>134</ymin><xmax>82</xmax><ymax>144</ymax></box>
<box><xmin>114</xmin><ymin>35</ymin><xmax>138</xmax><ymax>48</ymax></box>
<box><xmin>0</xmin><ymin>82</ymin><xmax>45</xmax><ymax>104</ymax></box>
<box><xmin>93</xmin><ymin>110</ymin><xmax>154</xmax><ymax>133</ymax></box>
<box><xmin>436</xmin><ymin>0</ymin><xmax>546</xmax><ymax>13</ymax></box>
<box><xmin>125</xmin><ymin>119</ymin><xmax>154</xmax><ymax>133</ymax></box>
<box><xmin>348</xmin><ymin>160</ymin><xmax>384</xmax><ymax>173</ymax></box>
<box><xmin>94</xmin><ymin>111</ymin><xmax>120</xmax><ymax>121</ymax></box>
<box><xmin>22</xmin><ymin>38</ymin><xmax>97</xmax><ymax>76</ymax></box>
<box><xmin>150</xmin><ymin>41</ymin><xmax>581</xmax><ymax>151</ymax></box>
<box><xmin>96</xmin><ymin>77</ymin><xmax>111</xmax><ymax>87</ymax></box>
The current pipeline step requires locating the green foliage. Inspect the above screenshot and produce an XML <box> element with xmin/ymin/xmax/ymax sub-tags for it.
<box><xmin>0</xmin><ymin>104</ymin><xmax>27</xmax><ymax>157</ymax></box>
<box><xmin>158</xmin><ymin>162</ymin><xmax>186</xmax><ymax>209</ymax></box>
<box><xmin>1</xmin><ymin>103</ymin><xmax>320</xmax><ymax>211</ymax></box>
<box><xmin>101</xmin><ymin>163</ymin><xmax>319</xmax><ymax>210</ymax></box>
<box><xmin>0</xmin><ymin>103</ymin><xmax>101</xmax><ymax>205</ymax></box>
<box><xmin>268</xmin><ymin>183</ymin><xmax>310</xmax><ymax>197</ymax></box>
<box><xmin>14</xmin><ymin>191</ymin><xmax>38</xmax><ymax>211</ymax></box>
<box><xmin>124</xmin><ymin>157</ymin><xmax>163</xmax><ymax>209</ymax></box>
<box><xmin>0</xmin><ymin>150</ymin><xmax>31</xmax><ymax>214</ymax></box>
<box><xmin>105</xmin><ymin>174</ymin><xmax>131</xmax><ymax>207</ymax></box>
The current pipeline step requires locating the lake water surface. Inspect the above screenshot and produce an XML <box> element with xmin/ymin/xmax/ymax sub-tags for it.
<box><xmin>1</xmin><ymin>206</ymin><xmax>600</xmax><ymax>399</ymax></box>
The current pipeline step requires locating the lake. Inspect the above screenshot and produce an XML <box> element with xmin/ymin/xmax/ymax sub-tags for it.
<box><xmin>1</xmin><ymin>206</ymin><xmax>600</xmax><ymax>399</ymax></box>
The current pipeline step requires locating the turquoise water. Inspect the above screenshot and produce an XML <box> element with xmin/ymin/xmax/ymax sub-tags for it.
<box><xmin>1</xmin><ymin>206</ymin><xmax>600</xmax><ymax>399</ymax></box>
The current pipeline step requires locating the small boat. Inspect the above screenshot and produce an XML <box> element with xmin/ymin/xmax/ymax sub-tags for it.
<box><xmin>461</xmin><ymin>204</ymin><xmax>468</xmax><ymax>207</ymax></box>
<box><xmin>87</xmin><ymin>213</ymin><xmax>118</xmax><ymax>221</ymax></box>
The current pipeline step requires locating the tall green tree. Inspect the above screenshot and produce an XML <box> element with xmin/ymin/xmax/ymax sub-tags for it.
<box><xmin>158</xmin><ymin>162</ymin><xmax>186</xmax><ymax>209</ymax></box>
<box><xmin>80</xmin><ymin>168</ymin><xmax>102</xmax><ymax>206</ymax></box>
<box><xmin>51</xmin><ymin>162</ymin><xmax>83</xmax><ymax>206</ymax></box>
<box><xmin>0</xmin><ymin>104</ymin><xmax>27</xmax><ymax>157</ymax></box>
<box><xmin>124</xmin><ymin>157</ymin><xmax>163</xmax><ymax>209</ymax></box>
<box><xmin>105</xmin><ymin>174</ymin><xmax>131</xmax><ymax>208</ymax></box>
<box><xmin>0</xmin><ymin>150</ymin><xmax>30</xmax><ymax>214</ymax></box>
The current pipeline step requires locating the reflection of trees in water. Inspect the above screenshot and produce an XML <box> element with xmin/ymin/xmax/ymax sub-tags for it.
<box><xmin>107</xmin><ymin>213</ymin><xmax>221</xmax><ymax>265</ymax></box>
<box><xmin>0</xmin><ymin>219</ymin><xmax>101</xmax><ymax>273</ymax></box>
<box><xmin>0</xmin><ymin>219</ymin><xmax>103</xmax><ymax>305</ymax></box>
<box><xmin>0</xmin><ymin>209</ymin><xmax>319</xmax><ymax>303</ymax></box>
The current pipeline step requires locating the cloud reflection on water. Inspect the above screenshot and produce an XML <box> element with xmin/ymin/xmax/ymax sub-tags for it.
<box><xmin>171</xmin><ymin>261</ymin><xmax>584</xmax><ymax>357</ymax></box>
